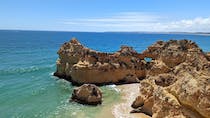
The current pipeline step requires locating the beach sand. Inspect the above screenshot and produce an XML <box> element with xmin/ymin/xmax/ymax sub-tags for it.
<box><xmin>97</xmin><ymin>83</ymin><xmax>151</xmax><ymax>118</ymax></box>
<box><xmin>112</xmin><ymin>84</ymin><xmax>151</xmax><ymax>118</ymax></box>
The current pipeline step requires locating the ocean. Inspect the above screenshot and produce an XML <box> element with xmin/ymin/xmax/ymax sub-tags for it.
<box><xmin>0</xmin><ymin>30</ymin><xmax>210</xmax><ymax>118</ymax></box>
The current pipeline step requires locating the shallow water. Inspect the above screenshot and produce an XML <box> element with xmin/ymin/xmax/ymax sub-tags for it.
<box><xmin>0</xmin><ymin>30</ymin><xmax>209</xmax><ymax>118</ymax></box>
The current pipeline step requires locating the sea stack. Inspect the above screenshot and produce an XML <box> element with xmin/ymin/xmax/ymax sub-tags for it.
<box><xmin>54</xmin><ymin>37</ymin><xmax>152</xmax><ymax>85</ymax></box>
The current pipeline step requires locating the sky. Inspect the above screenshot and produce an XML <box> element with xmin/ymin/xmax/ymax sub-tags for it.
<box><xmin>0</xmin><ymin>0</ymin><xmax>210</xmax><ymax>32</ymax></box>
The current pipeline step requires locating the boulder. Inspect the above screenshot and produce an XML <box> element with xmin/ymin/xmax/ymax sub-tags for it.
<box><xmin>131</xmin><ymin>95</ymin><xmax>153</xmax><ymax>116</ymax></box>
<box><xmin>131</xmin><ymin>96</ymin><xmax>144</xmax><ymax>109</ymax></box>
<box><xmin>71</xmin><ymin>84</ymin><xmax>102</xmax><ymax>105</ymax></box>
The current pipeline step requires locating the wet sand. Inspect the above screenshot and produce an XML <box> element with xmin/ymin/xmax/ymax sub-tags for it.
<box><xmin>112</xmin><ymin>84</ymin><xmax>151</xmax><ymax>118</ymax></box>
<box><xmin>97</xmin><ymin>83</ymin><xmax>151</xmax><ymax>118</ymax></box>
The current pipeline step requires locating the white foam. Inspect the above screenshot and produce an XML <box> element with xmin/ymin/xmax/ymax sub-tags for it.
<box><xmin>49</xmin><ymin>72</ymin><xmax>54</xmax><ymax>76</ymax></box>
<box><xmin>106</xmin><ymin>84</ymin><xmax>121</xmax><ymax>92</ymax></box>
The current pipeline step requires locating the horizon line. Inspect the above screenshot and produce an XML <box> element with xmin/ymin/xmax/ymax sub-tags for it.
<box><xmin>0</xmin><ymin>29</ymin><xmax>210</xmax><ymax>34</ymax></box>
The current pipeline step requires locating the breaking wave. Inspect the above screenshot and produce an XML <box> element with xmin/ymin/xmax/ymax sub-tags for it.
<box><xmin>0</xmin><ymin>64</ymin><xmax>55</xmax><ymax>75</ymax></box>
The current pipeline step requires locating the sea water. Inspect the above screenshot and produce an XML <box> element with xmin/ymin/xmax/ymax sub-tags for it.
<box><xmin>0</xmin><ymin>30</ymin><xmax>210</xmax><ymax>118</ymax></box>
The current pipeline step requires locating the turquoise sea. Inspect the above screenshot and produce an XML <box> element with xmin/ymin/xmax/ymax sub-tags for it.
<box><xmin>0</xmin><ymin>30</ymin><xmax>210</xmax><ymax>118</ymax></box>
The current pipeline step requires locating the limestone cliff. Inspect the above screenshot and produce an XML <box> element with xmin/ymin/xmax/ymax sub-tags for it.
<box><xmin>54</xmin><ymin>38</ymin><xmax>210</xmax><ymax>117</ymax></box>
<box><xmin>132</xmin><ymin>40</ymin><xmax>210</xmax><ymax>118</ymax></box>
<box><xmin>54</xmin><ymin>38</ymin><xmax>151</xmax><ymax>85</ymax></box>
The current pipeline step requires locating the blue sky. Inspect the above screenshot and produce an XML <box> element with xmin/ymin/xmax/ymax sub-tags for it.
<box><xmin>0</xmin><ymin>0</ymin><xmax>210</xmax><ymax>32</ymax></box>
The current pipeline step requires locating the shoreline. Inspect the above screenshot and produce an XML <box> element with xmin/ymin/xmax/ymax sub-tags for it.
<box><xmin>97</xmin><ymin>83</ymin><xmax>151</xmax><ymax>118</ymax></box>
<box><xmin>112</xmin><ymin>84</ymin><xmax>151</xmax><ymax>118</ymax></box>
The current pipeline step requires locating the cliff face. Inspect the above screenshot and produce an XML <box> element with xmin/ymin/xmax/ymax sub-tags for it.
<box><xmin>54</xmin><ymin>38</ymin><xmax>151</xmax><ymax>85</ymax></box>
<box><xmin>132</xmin><ymin>40</ymin><xmax>210</xmax><ymax>118</ymax></box>
<box><xmin>54</xmin><ymin>38</ymin><xmax>210</xmax><ymax>118</ymax></box>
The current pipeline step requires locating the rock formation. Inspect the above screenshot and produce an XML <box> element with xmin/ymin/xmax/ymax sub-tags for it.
<box><xmin>54</xmin><ymin>38</ymin><xmax>151</xmax><ymax>85</ymax></box>
<box><xmin>71</xmin><ymin>84</ymin><xmax>102</xmax><ymax>105</ymax></box>
<box><xmin>206</xmin><ymin>52</ymin><xmax>210</xmax><ymax>61</ymax></box>
<box><xmin>131</xmin><ymin>40</ymin><xmax>210</xmax><ymax>118</ymax></box>
<box><xmin>54</xmin><ymin>38</ymin><xmax>210</xmax><ymax>117</ymax></box>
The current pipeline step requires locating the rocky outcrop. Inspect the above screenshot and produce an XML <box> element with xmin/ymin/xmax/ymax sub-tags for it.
<box><xmin>206</xmin><ymin>52</ymin><xmax>210</xmax><ymax>61</ymax></box>
<box><xmin>71</xmin><ymin>84</ymin><xmax>102</xmax><ymax>105</ymax></box>
<box><xmin>54</xmin><ymin>38</ymin><xmax>151</xmax><ymax>85</ymax></box>
<box><xmin>131</xmin><ymin>40</ymin><xmax>210</xmax><ymax>118</ymax></box>
<box><xmin>55</xmin><ymin>38</ymin><xmax>210</xmax><ymax>117</ymax></box>
<box><xmin>142</xmin><ymin>40</ymin><xmax>205</xmax><ymax>67</ymax></box>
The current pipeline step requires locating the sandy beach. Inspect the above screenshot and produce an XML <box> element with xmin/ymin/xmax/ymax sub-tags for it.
<box><xmin>112</xmin><ymin>84</ymin><xmax>151</xmax><ymax>118</ymax></box>
<box><xmin>97</xmin><ymin>83</ymin><xmax>150</xmax><ymax>118</ymax></box>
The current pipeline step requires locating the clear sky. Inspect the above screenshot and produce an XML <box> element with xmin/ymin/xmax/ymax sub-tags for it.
<box><xmin>0</xmin><ymin>0</ymin><xmax>210</xmax><ymax>32</ymax></box>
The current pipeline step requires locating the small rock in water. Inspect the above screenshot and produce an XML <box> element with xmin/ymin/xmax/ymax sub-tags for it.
<box><xmin>71</xmin><ymin>84</ymin><xmax>102</xmax><ymax>105</ymax></box>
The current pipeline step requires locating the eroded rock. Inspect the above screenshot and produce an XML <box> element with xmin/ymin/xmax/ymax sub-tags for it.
<box><xmin>54</xmin><ymin>38</ymin><xmax>151</xmax><ymax>85</ymax></box>
<box><xmin>206</xmin><ymin>52</ymin><xmax>210</xmax><ymax>61</ymax></box>
<box><xmin>55</xmin><ymin>38</ymin><xmax>210</xmax><ymax>117</ymax></box>
<box><xmin>131</xmin><ymin>40</ymin><xmax>210</xmax><ymax>118</ymax></box>
<box><xmin>143</xmin><ymin>39</ymin><xmax>205</xmax><ymax>68</ymax></box>
<box><xmin>71</xmin><ymin>84</ymin><xmax>102</xmax><ymax>105</ymax></box>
